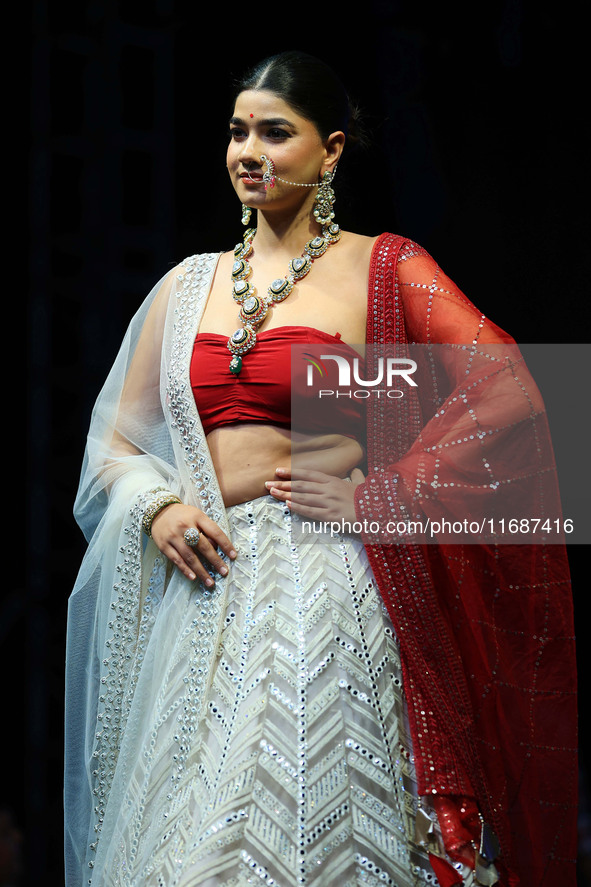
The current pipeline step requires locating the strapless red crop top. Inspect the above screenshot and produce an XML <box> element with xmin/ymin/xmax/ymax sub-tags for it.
<box><xmin>190</xmin><ymin>326</ymin><xmax>365</xmax><ymax>440</ymax></box>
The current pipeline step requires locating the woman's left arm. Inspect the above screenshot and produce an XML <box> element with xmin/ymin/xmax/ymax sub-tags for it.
<box><xmin>266</xmin><ymin>465</ymin><xmax>365</xmax><ymax>524</ymax></box>
<box><xmin>267</xmin><ymin>241</ymin><xmax>553</xmax><ymax>540</ymax></box>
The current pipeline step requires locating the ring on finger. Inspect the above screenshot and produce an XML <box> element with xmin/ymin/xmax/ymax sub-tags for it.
<box><xmin>183</xmin><ymin>527</ymin><xmax>200</xmax><ymax>548</ymax></box>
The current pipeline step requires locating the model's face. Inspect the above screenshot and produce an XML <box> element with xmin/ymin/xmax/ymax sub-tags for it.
<box><xmin>227</xmin><ymin>90</ymin><xmax>338</xmax><ymax>215</ymax></box>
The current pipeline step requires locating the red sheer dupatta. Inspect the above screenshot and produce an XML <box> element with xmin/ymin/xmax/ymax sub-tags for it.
<box><xmin>356</xmin><ymin>234</ymin><xmax>577</xmax><ymax>885</ymax></box>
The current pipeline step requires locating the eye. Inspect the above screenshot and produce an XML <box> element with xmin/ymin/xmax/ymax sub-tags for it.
<box><xmin>267</xmin><ymin>128</ymin><xmax>290</xmax><ymax>140</ymax></box>
<box><xmin>229</xmin><ymin>127</ymin><xmax>246</xmax><ymax>140</ymax></box>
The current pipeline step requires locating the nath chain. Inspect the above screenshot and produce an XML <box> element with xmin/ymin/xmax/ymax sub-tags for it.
<box><xmin>260</xmin><ymin>154</ymin><xmax>325</xmax><ymax>189</ymax></box>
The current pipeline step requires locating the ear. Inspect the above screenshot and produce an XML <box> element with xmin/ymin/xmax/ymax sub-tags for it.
<box><xmin>322</xmin><ymin>131</ymin><xmax>346</xmax><ymax>174</ymax></box>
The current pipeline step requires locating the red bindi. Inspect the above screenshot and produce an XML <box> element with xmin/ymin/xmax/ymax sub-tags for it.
<box><xmin>250</xmin><ymin>113</ymin><xmax>254</xmax><ymax>118</ymax></box>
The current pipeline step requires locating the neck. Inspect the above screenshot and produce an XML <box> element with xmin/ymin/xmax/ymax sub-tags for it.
<box><xmin>250</xmin><ymin>205</ymin><xmax>323</xmax><ymax>259</ymax></box>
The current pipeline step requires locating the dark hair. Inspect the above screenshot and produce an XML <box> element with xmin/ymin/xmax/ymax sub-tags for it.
<box><xmin>235</xmin><ymin>51</ymin><xmax>364</xmax><ymax>148</ymax></box>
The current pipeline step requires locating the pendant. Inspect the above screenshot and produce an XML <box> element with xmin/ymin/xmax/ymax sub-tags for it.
<box><xmin>229</xmin><ymin>355</ymin><xmax>242</xmax><ymax>375</ymax></box>
<box><xmin>227</xmin><ymin>325</ymin><xmax>257</xmax><ymax>373</ymax></box>
<box><xmin>305</xmin><ymin>235</ymin><xmax>329</xmax><ymax>258</ymax></box>
<box><xmin>325</xmin><ymin>222</ymin><xmax>341</xmax><ymax>244</ymax></box>
<box><xmin>239</xmin><ymin>295</ymin><xmax>269</xmax><ymax>325</ymax></box>
<box><xmin>228</xmin><ymin>326</ymin><xmax>256</xmax><ymax>352</ymax></box>
<box><xmin>267</xmin><ymin>277</ymin><xmax>294</xmax><ymax>302</ymax></box>
<box><xmin>234</xmin><ymin>228</ymin><xmax>255</xmax><ymax>259</ymax></box>
<box><xmin>289</xmin><ymin>254</ymin><xmax>313</xmax><ymax>280</ymax></box>
<box><xmin>232</xmin><ymin>279</ymin><xmax>255</xmax><ymax>302</ymax></box>
<box><xmin>231</xmin><ymin>258</ymin><xmax>251</xmax><ymax>281</ymax></box>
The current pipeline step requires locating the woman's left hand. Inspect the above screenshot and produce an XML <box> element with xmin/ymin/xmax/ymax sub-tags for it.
<box><xmin>265</xmin><ymin>466</ymin><xmax>366</xmax><ymax>524</ymax></box>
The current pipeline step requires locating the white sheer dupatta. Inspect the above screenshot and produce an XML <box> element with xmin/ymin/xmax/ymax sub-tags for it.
<box><xmin>65</xmin><ymin>252</ymin><xmax>227</xmax><ymax>885</ymax></box>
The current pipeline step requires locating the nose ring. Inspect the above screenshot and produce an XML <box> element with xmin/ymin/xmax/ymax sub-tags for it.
<box><xmin>245</xmin><ymin>161</ymin><xmax>259</xmax><ymax>184</ymax></box>
<box><xmin>260</xmin><ymin>155</ymin><xmax>276</xmax><ymax>190</ymax></box>
<box><xmin>245</xmin><ymin>156</ymin><xmax>276</xmax><ymax>190</ymax></box>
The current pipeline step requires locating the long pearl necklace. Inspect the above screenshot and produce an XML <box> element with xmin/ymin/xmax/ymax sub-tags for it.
<box><xmin>227</xmin><ymin>222</ymin><xmax>341</xmax><ymax>375</ymax></box>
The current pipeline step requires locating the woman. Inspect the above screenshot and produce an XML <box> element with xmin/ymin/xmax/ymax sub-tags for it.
<box><xmin>65</xmin><ymin>52</ymin><xmax>577</xmax><ymax>887</ymax></box>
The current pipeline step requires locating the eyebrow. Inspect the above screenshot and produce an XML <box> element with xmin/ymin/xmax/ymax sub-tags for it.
<box><xmin>229</xmin><ymin>116</ymin><xmax>297</xmax><ymax>128</ymax></box>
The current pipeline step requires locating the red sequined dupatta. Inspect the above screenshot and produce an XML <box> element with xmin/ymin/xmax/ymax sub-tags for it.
<box><xmin>356</xmin><ymin>233</ymin><xmax>577</xmax><ymax>885</ymax></box>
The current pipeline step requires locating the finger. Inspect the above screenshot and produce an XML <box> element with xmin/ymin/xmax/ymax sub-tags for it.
<box><xmin>195</xmin><ymin>516</ymin><xmax>237</xmax><ymax>560</ymax></box>
<box><xmin>267</xmin><ymin>480</ymin><xmax>325</xmax><ymax>495</ymax></box>
<box><xmin>161</xmin><ymin>541</ymin><xmax>213</xmax><ymax>585</ymax></box>
<box><xmin>284</xmin><ymin>490</ymin><xmax>331</xmax><ymax>508</ymax></box>
<box><xmin>267</xmin><ymin>486</ymin><xmax>292</xmax><ymax>501</ymax></box>
<box><xmin>350</xmin><ymin>467</ymin><xmax>366</xmax><ymax>484</ymax></box>
<box><xmin>288</xmin><ymin>480</ymin><xmax>330</xmax><ymax>493</ymax></box>
<box><xmin>286</xmin><ymin>499</ymin><xmax>331</xmax><ymax>518</ymax></box>
<box><xmin>186</xmin><ymin>534</ymin><xmax>230</xmax><ymax>579</ymax></box>
<box><xmin>265</xmin><ymin>480</ymin><xmax>292</xmax><ymax>492</ymax></box>
<box><xmin>174</xmin><ymin>534</ymin><xmax>231</xmax><ymax>588</ymax></box>
<box><xmin>275</xmin><ymin>467</ymin><xmax>330</xmax><ymax>483</ymax></box>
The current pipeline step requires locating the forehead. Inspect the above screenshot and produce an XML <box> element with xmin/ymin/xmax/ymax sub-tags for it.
<box><xmin>232</xmin><ymin>89</ymin><xmax>317</xmax><ymax>131</ymax></box>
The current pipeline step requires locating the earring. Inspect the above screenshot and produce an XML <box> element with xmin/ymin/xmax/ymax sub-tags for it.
<box><xmin>241</xmin><ymin>203</ymin><xmax>252</xmax><ymax>226</ymax></box>
<box><xmin>313</xmin><ymin>168</ymin><xmax>337</xmax><ymax>228</ymax></box>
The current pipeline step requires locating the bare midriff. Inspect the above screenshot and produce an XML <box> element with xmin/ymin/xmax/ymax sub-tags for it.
<box><xmin>206</xmin><ymin>423</ymin><xmax>365</xmax><ymax>507</ymax></box>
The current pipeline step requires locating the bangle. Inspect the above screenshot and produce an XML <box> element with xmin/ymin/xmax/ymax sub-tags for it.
<box><xmin>142</xmin><ymin>493</ymin><xmax>182</xmax><ymax>537</ymax></box>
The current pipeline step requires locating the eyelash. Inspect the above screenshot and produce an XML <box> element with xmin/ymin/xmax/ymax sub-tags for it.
<box><xmin>229</xmin><ymin>127</ymin><xmax>291</xmax><ymax>141</ymax></box>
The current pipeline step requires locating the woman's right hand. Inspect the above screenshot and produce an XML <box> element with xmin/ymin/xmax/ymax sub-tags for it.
<box><xmin>150</xmin><ymin>503</ymin><xmax>237</xmax><ymax>585</ymax></box>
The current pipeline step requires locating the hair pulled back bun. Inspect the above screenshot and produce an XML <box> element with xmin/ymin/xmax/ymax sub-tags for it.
<box><xmin>235</xmin><ymin>51</ymin><xmax>365</xmax><ymax>151</ymax></box>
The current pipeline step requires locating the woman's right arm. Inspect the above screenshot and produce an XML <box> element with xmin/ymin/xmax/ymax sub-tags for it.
<box><xmin>74</xmin><ymin>263</ymin><xmax>235</xmax><ymax>584</ymax></box>
<box><xmin>150</xmin><ymin>503</ymin><xmax>236</xmax><ymax>584</ymax></box>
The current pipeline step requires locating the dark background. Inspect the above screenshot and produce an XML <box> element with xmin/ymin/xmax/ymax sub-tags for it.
<box><xmin>12</xmin><ymin>1</ymin><xmax>589</xmax><ymax>884</ymax></box>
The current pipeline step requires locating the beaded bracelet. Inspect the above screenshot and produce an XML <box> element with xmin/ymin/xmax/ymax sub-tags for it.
<box><xmin>141</xmin><ymin>492</ymin><xmax>182</xmax><ymax>537</ymax></box>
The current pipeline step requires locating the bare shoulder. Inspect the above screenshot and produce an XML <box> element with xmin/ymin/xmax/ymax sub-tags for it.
<box><xmin>338</xmin><ymin>231</ymin><xmax>381</xmax><ymax>259</ymax></box>
<box><xmin>341</xmin><ymin>231</ymin><xmax>378</xmax><ymax>268</ymax></box>
<box><xmin>215</xmin><ymin>247</ymin><xmax>235</xmax><ymax>269</ymax></box>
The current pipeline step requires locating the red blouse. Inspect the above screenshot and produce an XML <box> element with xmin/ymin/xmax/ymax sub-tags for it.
<box><xmin>190</xmin><ymin>325</ymin><xmax>365</xmax><ymax>440</ymax></box>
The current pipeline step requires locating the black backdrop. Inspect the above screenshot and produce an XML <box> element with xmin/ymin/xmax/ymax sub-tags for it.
<box><xmin>15</xmin><ymin>2</ymin><xmax>589</xmax><ymax>884</ymax></box>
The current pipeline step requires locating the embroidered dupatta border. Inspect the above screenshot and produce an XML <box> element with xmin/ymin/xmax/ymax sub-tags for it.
<box><xmin>86</xmin><ymin>252</ymin><xmax>231</xmax><ymax>876</ymax></box>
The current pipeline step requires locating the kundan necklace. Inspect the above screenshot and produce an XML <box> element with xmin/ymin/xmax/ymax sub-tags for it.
<box><xmin>227</xmin><ymin>221</ymin><xmax>341</xmax><ymax>374</ymax></box>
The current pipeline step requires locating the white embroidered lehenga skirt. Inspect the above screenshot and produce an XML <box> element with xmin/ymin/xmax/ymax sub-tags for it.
<box><xmin>90</xmin><ymin>496</ymin><xmax>441</xmax><ymax>887</ymax></box>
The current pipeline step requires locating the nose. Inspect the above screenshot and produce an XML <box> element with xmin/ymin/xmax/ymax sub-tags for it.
<box><xmin>236</xmin><ymin>133</ymin><xmax>264</xmax><ymax>168</ymax></box>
